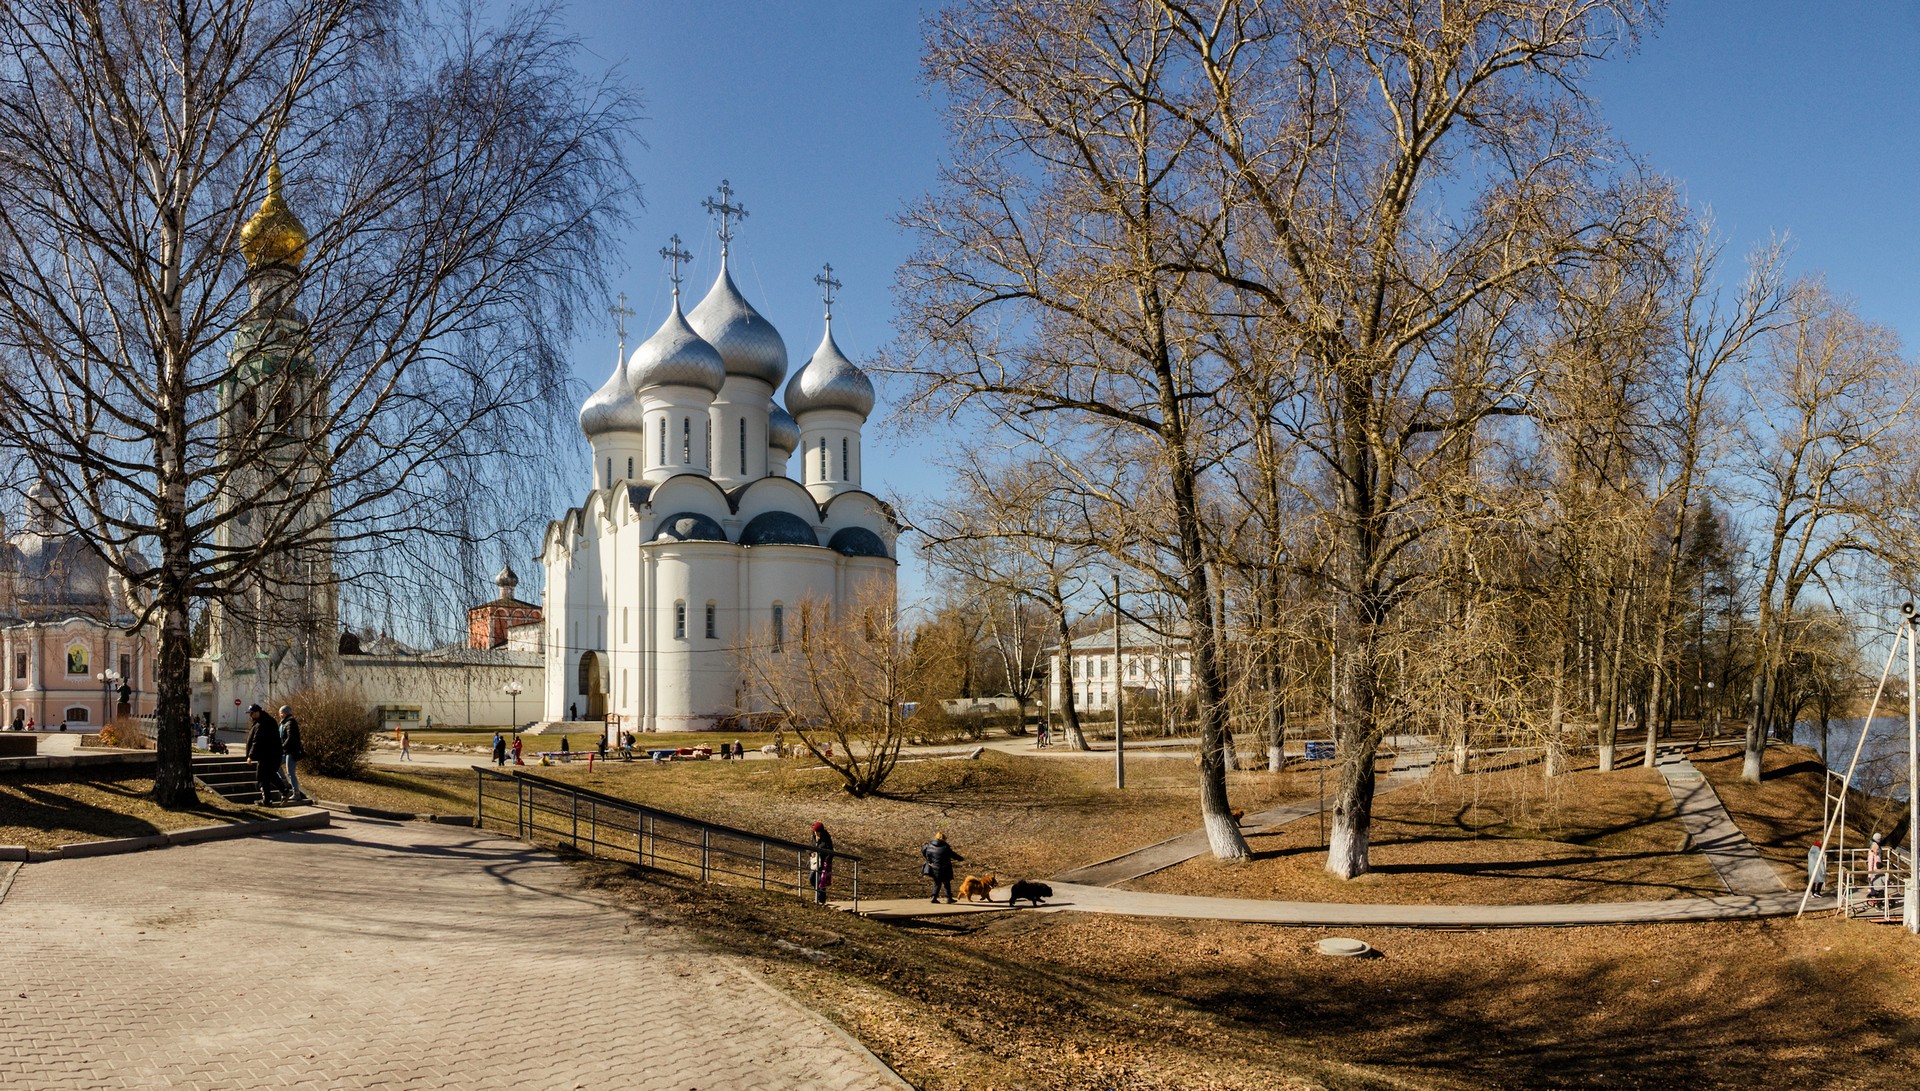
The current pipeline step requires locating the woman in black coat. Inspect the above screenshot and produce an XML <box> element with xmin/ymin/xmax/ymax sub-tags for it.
<box><xmin>809</xmin><ymin>822</ymin><xmax>834</xmax><ymax>904</ymax></box>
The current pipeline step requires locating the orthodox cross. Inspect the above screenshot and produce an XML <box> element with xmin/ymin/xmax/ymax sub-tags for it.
<box><xmin>608</xmin><ymin>292</ymin><xmax>634</xmax><ymax>357</ymax></box>
<box><xmin>659</xmin><ymin>235</ymin><xmax>692</xmax><ymax>298</ymax></box>
<box><xmin>702</xmin><ymin>180</ymin><xmax>748</xmax><ymax>257</ymax></box>
<box><xmin>813</xmin><ymin>263</ymin><xmax>842</xmax><ymax>319</ymax></box>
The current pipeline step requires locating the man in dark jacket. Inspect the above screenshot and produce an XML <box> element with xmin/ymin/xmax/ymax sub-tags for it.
<box><xmin>921</xmin><ymin>832</ymin><xmax>963</xmax><ymax>904</ymax></box>
<box><xmin>278</xmin><ymin>704</ymin><xmax>306</xmax><ymax>802</ymax></box>
<box><xmin>245</xmin><ymin>704</ymin><xmax>285</xmax><ymax>803</ymax></box>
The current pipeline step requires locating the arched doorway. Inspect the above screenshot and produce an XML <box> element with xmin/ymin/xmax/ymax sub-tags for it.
<box><xmin>577</xmin><ymin>651</ymin><xmax>608</xmax><ymax>721</ymax></box>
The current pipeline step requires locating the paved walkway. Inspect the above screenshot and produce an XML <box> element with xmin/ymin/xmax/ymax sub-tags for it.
<box><xmin>849</xmin><ymin>882</ymin><xmax>1827</xmax><ymax>927</ymax></box>
<box><xmin>1051</xmin><ymin>736</ymin><xmax>1438</xmax><ymax>886</ymax></box>
<box><xmin>0</xmin><ymin>815</ymin><xmax>906</xmax><ymax>1090</ymax></box>
<box><xmin>1652</xmin><ymin>748</ymin><xmax>1790</xmax><ymax>895</ymax></box>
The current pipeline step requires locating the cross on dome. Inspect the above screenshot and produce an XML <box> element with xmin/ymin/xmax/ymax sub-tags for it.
<box><xmin>608</xmin><ymin>292</ymin><xmax>634</xmax><ymax>356</ymax></box>
<box><xmin>659</xmin><ymin>235</ymin><xmax>693</xmax><ymax>298</ymax></box>
<box><xmin>813</xmin><ymin>263</ymin><xmax>842</xmax><ymax>319</ymax></box>
<box><xmin>702</xmin><ymin>180</ymin><xmax>748</xmax><ymax>258</ymax></box>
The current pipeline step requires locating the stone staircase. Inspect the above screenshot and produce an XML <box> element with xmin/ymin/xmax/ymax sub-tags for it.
<box><xmin>194</xmin><ymin>754</ymin><xmax>274</xmax><ymax>805</ymax></box>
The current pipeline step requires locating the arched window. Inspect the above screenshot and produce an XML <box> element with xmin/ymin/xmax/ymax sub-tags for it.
<box><xmin>738</xmin><ymin>418</ymin><xmax>747</xmax><ymax>475</ymax></box>
<box><xmin>674</xmin><ymin>601</ymin><xmax>687</xmax><ymax>639</ymax></box>
<box><xmin>705</xmin><ymin>601</ymin><xmax>717</xmax><ymax>639</ymax></box>
<box><xmin>842</xmin><ymin>438</ymin><xmax>849</xmax><ymax>482</ymax></box>
<box><xmin>576</xmin><ymin>653</ymin><xmax>592</xmax><ymax>695</ymax></box>
<box><xmin>771</xmin><ymin>603</ymin><xmax>785</xmax><ymax>653</ymax></box>
<box><xmin>622</xmin><ymin>608</ymin><xmax>629</xmax><ymax>643</ymax></box>
<box><xmin>818</xmin><ymin>438</ymin><xmax>828</xmax><ymax>479</ymax></box>
<box><xmin>622</xmin><ymin>669</ymin><xmax>629</xmax><ymax>705</ymax></box>
<box><xmin>682</xmin><ymin>417</ymin><xmax>691</xmax><ymax>463</ymax></box>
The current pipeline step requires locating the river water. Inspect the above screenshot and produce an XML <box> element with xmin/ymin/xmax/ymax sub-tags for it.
<box><xmin>1792</xmin><ymin>717</ymin><xmax>1912</xmax><ymax>797</ymax></box>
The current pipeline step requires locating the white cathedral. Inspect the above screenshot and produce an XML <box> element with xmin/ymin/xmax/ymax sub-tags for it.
<box><xmin>538</xmin><ymin>187</ymin><xmax>899</xmax><ymax>733</ymax></box>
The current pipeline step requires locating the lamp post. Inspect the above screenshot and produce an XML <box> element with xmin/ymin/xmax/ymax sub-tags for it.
<box><xmin>503</xmin><ymin>681</ymin><xmax>524</xmax><ymax>735</ymax></box>
<box><xmin>95</xmin><ymin>667</ymin><xmax>121</xmax><ymax>727</ymax></box>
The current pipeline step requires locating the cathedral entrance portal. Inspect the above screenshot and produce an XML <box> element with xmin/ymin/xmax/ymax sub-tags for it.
<box><xmin>577</xmin><ymin>651</ymin><xmax>608</xmax><ymax>721</ymax></box>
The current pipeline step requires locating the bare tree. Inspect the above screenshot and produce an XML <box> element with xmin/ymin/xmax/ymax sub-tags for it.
<box><xmin>0</xmin><ymin>0</ymin><xmax>631</xmax><ymax>805</ymax></box>
<box><xmin>738</xmin><ymin>588</ymin><xmax>918</xmax><ymax>798</ymax></box>
<box><xmin>1736</xmin><ymin>281</ymin><xmax>1916</xmax><ymax>782</ymax></box>
<box><xmin>915</xmin><ymin>454</ymin><xmax>1103</xmax><ymax>750</ymax></box>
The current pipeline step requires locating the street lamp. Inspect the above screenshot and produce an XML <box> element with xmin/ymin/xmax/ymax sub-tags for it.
<box><xmin>96</xmin><ymin>668</ymin><xmax>121</xmax><ymax>727</ymax></box>
<box><xmin>503</xmin><ymin>681</ymin><xmax>524</xmax><ymax>735</ymax></box>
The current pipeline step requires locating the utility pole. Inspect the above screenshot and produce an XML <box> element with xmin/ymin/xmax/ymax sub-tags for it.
<box><xmin>1114</xmin><ymin>575</ymin><xmax>1125</xmax><ymax>790</ymax></box>
<box><xmin>1906</xmin><ymin>605</ymin><xmax>1918</xmax><ymax>933</ymax></box>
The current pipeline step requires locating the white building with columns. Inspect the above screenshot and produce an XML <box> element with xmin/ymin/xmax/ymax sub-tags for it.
<box><xmin>538</xmin><ymin>190</ymin><xmax>898</xmax><ymax>733</ymax></box>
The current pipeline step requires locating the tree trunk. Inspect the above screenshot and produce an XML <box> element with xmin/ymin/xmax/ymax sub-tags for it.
<box><xmin>1052</xmin><ymin>600</ymin><xmax>1089</xmax><ymax>751</ymax></box>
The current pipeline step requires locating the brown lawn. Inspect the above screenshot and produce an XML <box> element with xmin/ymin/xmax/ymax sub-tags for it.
<box><xmin>0</xmin><ymin>772</ymin><xmax>274</xmax><ymax>849</ymax></box>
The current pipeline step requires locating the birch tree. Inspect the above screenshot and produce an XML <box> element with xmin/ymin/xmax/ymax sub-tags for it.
<box><xmin>0</xmin><ymin>0</ymin><xmax>631</xmax><ymax>805</ymax></box>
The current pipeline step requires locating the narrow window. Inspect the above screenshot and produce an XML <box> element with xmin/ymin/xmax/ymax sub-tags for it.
<box><xmin>738</xmin><ymin>418</ymin><xmax>747</xmax><ymax>475</ymax></box>
<box><xmin>605</xmin><ymin>458</ymin><xmax>612</xmax><ymax>485</ymax></box>
<box><xmin>626</xmin><ymin>457</ymin><xmax>633</xmax><ymax>479</ymax></box>
<box><xmin>674</xmin><ymin>602</ymin><xmax>686</xmax><ymax>639</ymax></box>
<box><xmin>772</xmin><ymin>604</ymin><xmax>785</xmax><ymax>653</ymax></box>
<box><xmin>622</xmin><ymin>608</ymin><xmax>629</xmax><ymax>643</ymax></box>
<box><xmin>818</xmin><ymin>438</ymin><xmax>827</xmax><ymax>479</ymax></box>
<box><xmin>119</xmin><ymin>653</ymin><xmax>130</xmax><ymax>679</ymax></box>
<box><xmin>682</xmin><ymin>417</ymin><xmax>691</xmax><ymax>463</ymax></box>
<box><xmin>705</xmin><ymin>602</ymin><xmax>717</xmax><ymax>639</ymax></box>
<box><xmin>14</xmin><ymin>653</ymin><xmax>25</xmax><ymax>679</ymax></box>
<box><xmin>705</xmin><ymin>420</ymin><xmax>712</xmax><ymax>466</ymax></box>
<box><xmin>622</xmin><ymin>669</ymin><xmax>629</xmax><ymax>705</ymax></box>
<box><xmin>659</xmin><ymin>418</ymin><xmax>666</xmax><ymax>463</ymax></box>
<box><xmin>842</xmin><ymin>438</ymin><xmax>849</xmax><ymax>481</ymax></box>
<box><xmin>1101</xmin><ymin>658</ymin><xmax>1109</xmax><ymax>679</ymax></box>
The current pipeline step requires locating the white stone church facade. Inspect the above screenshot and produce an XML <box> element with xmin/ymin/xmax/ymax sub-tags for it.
<box><xmin>539</xmin><ymin>200</ymin><xmax>898</xmax><ymax>733</ymax></box>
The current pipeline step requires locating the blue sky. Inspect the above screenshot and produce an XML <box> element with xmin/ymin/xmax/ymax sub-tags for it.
<box><xmin>549</xmin><ymin>1</ymin><xmax>1920</xmax><ymax>612</ymax></box>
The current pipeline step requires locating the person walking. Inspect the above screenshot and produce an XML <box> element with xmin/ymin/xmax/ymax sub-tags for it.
<box><xmin>244</xmin><ymin>704</ymin><xmax>285</xmax><ymax>803</ymax></box>
<box><xmin>399</xmin><ymin>729</ymin><xmax>412</xmax><ymax>761</ymax></box>
<box><xmin>1867</xmin><ymin>832</ymin><xmax>1887</xmax><ymax>913</ymax></box>
<box><xmin>1807</xmin><ymin>841</ymin><xmax>1828</xmax><ymax>897</ymax></box>
<box><xmin>810</xmin><ymin>822</ymin><xmax>835</xmax><ymax>905</ymax></box>
<box><xmin>921</xmin><ymin>831</ymin><xmax>963</xmax><ymax>904</ymax></box>
<box><xmin>278</xmin><ymin>704</ymin><xmax>306</xmax><ymax>802</ymax></box>
<box><xmin>511</xmin><ymin>735</ymin><xmax>524</xmax><ymax>765</ymax></box>
<box><xmin>492</xmin><ymin>732</ymin><xmax>507</xmax><ymax>768</ymax></box>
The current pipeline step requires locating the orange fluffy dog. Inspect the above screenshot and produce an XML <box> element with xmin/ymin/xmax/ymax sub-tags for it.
<box><xmin>956</xmin><ymin>874</ymin><xmax>998</xmax><ymax>902</ymax></box>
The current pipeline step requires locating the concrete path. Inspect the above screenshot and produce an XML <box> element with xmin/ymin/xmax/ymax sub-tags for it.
<box><xmin>847</xmin><ymin>883</ymin><xmax>1830</xmax><ymax>927</ymax></box>
<box><xmin>1653</xmin><ymin>748</ymin><xmax>1790</xmax><ymax>895</ymax></box>
<box><xmin>0</xmin><ymin>814</ymin><xmax>906</xmax><ymax>1091</ymax></box>
<box><xmin>1050</xmin><ymin>737</ymin><xmax>1439</xmax><ymax>886</ymax></box>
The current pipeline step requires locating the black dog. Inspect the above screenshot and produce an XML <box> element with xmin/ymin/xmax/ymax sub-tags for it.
<box><xmin>1007</xmin><ymin>879</ymin><xmax>1052</xmax><ymax>908</ymax></box>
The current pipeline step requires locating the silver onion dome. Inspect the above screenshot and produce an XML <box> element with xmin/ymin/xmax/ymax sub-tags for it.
<box><xmin>627</xmin><ymin>300</ymin><xmax>726</xmax><ymax>396</ymax></box>
<box><xmin>578</xmin><ymin>354</ymin><xmax>647</xmax><ymax>438</ymax></box>
<box><xmin>686</xmin><ymin>261</ymin><xmax>788</xmax><ymax>387</ymax></box>
<box><xmin>785</xmin><ymin>319</ymin><xmax>874</xmax><ymax>419</ymax></box>
<box><xmin>768</xmin><ymin>404</ymin><xmax>801</xmax><ymax>453</ymax></box>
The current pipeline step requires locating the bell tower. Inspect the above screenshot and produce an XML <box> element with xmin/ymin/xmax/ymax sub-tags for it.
<box><xmin>208</xmin><ymin>156</ymin><xmax>337</xmax><ymax>708</ymax></box>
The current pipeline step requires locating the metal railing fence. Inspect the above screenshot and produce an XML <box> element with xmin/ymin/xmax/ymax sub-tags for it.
<box><xmin>472</xmin><ymin>766</ymin><xmax>859</xmax><ymax>908</ymax></box>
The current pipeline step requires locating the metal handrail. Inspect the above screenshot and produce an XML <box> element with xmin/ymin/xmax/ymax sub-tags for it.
<box><xmin>471</xmin><ymin>766</ymin><xmax>859</xmax><ymax>909</ymax></box>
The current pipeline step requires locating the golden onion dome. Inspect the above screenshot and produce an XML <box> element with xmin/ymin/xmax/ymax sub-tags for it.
<box><xmin>239</xmin><ymin>161</ymin><xmax>308</xmax><ymax>269</ymax></box>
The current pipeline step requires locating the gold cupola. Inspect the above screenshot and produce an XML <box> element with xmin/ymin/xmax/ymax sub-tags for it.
<box><xmin>239</xmin><ymin>160</ymin><xmax>308</xmax><ymax>270</ymax></box>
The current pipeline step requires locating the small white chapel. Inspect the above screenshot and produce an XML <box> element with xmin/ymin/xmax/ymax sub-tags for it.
<box><xmin>538</xmin><ymin>184</ymin><xmax>899</xmax><ymax>733</ymax></box>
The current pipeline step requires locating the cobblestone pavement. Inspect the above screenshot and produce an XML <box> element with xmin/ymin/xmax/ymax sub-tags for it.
<box><xmin>0</xmin><ymin>816</ymin><xmax>907</xmax><ymax>1090</ymax></box>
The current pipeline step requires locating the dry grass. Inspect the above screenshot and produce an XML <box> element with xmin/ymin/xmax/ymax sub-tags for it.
<box><xmin>0</xmin><ymin>773</ymin><xmax>274</xmax><ymax>849</ymax></box>
<box><xmin>577</xmin><ymin>852</ymin><xmax>1920</xmax><ymax>1091</ymax></box>
<box><xmin>300</xmin><ymin>767</ymin><xmax>474</xmax><ymax>815</ymax></box>
<box><xmin>1132</xmin><ymin>757</ymin><xmax>1723</xmax><ymax>904</ymax></box>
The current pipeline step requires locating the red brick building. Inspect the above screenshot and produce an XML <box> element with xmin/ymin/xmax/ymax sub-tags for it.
<box><xmin>467</xmin><ymin>565</ymin><xmax>542</xmax><ymax>650</ymax></box>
